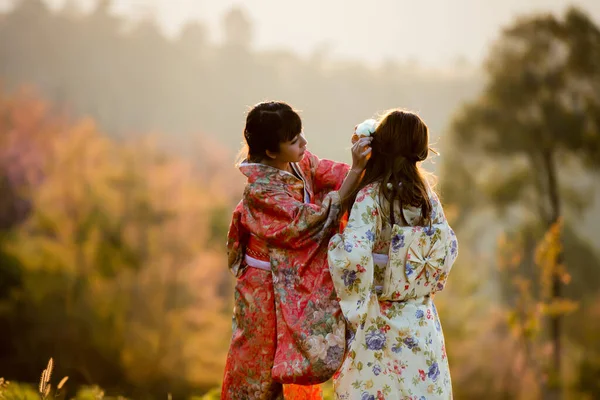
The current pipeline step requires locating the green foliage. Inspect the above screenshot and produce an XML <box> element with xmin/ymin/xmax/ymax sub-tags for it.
<box><xmin>442</xmin><ymin>8</ymin><xmax>600</xmax><ymax>221</ymax></box>
<box><xmin>72</xmin><ymin>386</ymin><xmax>107</xmax><ymax>400</ymax></box>
<box><xmin>0</xmin><ymin>381</ymin><xmax>39</xmax><ymax>400</ymax></box>
<box><xmin>207</xmin><ymin>205</ymin><xmax>232</xmax><ymax>249</ymax></box>
<box><xmin>573</xmin><ymin>296</ymin><xmax>600</xmax><ymax>399</ymax></box>
<box><xmin>0</xmin><ymin>381</ymin><xmax>128</xmax><ymax>400</ymax></box>
<box><xmin>0</xmin><ymin>88</ymin><xmax>232</xmax><ymax>397</ymax></box>
<box><xmin>439</xmin><ymin>6</ymin><xmax>600</xmax><ymax>398</ymax></box>
<box><xmin>442</xmin><ymin>6</ymin><xmax>600</xmax><ymax>302</ymax></box>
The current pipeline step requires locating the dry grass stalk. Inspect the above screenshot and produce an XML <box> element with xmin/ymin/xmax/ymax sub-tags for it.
<box><xmin>57</xmin><ymin>376</ymin><xmax>69</xmax><ymax>390</ymax></box>
<box><xmin>38</xmin><ymin>358</ymin><xmax>54</xmax><ymax>399</ymax></box>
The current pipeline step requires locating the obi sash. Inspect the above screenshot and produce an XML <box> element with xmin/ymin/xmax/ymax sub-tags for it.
<box><xmin>244</xmin><ymin>234</ymin><xmax>270</xmax><ymax>271</ymax></box>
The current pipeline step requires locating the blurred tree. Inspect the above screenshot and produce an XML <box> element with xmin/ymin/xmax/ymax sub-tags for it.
<box><xmin>0</xmin><ymin>87</ymin><xmax>231</xmax><ymax>398</ymax></box>
<box><xmin>0</xmin><ymin>0</ymin><xmax>483</xmax><ymax>161</ymax></box>
<box><xmin>222</xmin><ymin>7</ymin><xmax>252</xmax><ymax>51</ymax></box>
<box><xmin>441</xmin><ymin>7</ymin><xmax>600</xmax><ymax>398</ymax></box>
<box><xmin>178</xmin><ymin>21</ymin><xmax>209</xmax><ymax>56</ymax></box>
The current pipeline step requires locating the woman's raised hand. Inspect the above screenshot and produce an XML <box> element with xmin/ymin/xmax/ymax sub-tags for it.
<box><xmin>350</xmin><ymin>137</ymin><xmax>372</xmax><ymax>172</ymax></box>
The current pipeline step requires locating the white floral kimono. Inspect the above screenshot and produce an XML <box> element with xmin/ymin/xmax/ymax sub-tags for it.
<box><xmin>328</xmin><ymin>182</ymin><xmax>458</xmax><ymax>400</ymax></box>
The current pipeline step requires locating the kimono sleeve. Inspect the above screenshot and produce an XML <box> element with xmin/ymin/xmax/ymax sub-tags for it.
<box><xmin>302</xmin><ymin>151</ymin><xmax>350</xmax><ymax>195</ymax></box>
<box><xmin>226</xmin><ymin>201</ymin><xmax>248</xmax><ymax>277</ymax></box>
<box><xmin>427</xmin><ymin>189</ymin><xmax>459</xmax><ymax>269</ymax></box>
<box><xmin>244</xmin><ymin>184</ymin><xmax>342</xmax><ymax>250</ymax></box>
<box><xmin>328</xmin><ymin>185</ymin><xmax>381</xmax><ymax>328</ymax></box>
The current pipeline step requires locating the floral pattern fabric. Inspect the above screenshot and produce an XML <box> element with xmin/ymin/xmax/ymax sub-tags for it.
<box><xmin>328</xmin><ymin>182</ymin><xmax>458</xmax><ymax>400</ymax></box>
<box><xmin>222</xmin><ymin>151</ymin><xmax>349</xmax><ymax>399</ymax></box>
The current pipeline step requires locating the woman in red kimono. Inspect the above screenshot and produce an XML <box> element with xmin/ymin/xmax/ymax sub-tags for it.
<box><xmin>221</xmin><ymin>101</ymin><xmax>371</xmax><ymax>400</ymax></box>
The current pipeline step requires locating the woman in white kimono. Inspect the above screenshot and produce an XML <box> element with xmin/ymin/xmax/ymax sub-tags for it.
<box><xmin>328</xmin><ymin>109</ymin><xmax>458</xmax><ymax>400</ymax></box>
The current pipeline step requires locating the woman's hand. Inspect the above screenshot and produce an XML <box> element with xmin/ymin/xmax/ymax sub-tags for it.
<box><xmin>350</xmin><ymin>136</ymin><xmax>372</xmax><ymax>172</ymax></box>
<box><xmin>338</xmin><ymin>137</ymin><xmax>372</xmax><ymax>201</ymax></box>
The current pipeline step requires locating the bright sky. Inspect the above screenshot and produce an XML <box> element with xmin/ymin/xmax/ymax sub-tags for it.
<box><xmin>9</xmin><ymin>0</ymin><xmax>600</xmax><ymax>66</ymax></box>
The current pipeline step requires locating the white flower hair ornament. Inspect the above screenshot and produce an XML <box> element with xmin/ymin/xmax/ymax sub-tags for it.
<box><xmin>351</xmin><ymin>118</ymin><xmax>378</xmax><ymax>144</ymax></box>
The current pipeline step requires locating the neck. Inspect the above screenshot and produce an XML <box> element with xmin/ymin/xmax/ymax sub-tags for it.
<box><xmin>261</xmin><ymin>158</ymin><xmax>292</xmax><ymax>173</ymax></box>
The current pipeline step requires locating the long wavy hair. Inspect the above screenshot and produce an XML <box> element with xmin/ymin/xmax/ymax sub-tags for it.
<box><xmin>343</xmin><ymin>109</ymin><xmax>434</xmax><ymax>226</ymax></box>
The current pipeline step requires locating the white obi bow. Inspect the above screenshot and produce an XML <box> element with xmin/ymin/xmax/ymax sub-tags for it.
<box><xmin>380</xmin><ymin>222</ymin><xmax>458</xmax><ymax>301</ymax></box>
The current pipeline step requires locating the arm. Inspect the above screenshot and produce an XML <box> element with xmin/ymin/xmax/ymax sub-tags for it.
<box><xmin>337</xmin><ymin>137</ymin><xmax>372</xmax><ymax>201</ymax></box>
<box><xmin>303</xmin><ymin>138</ymin><xmax>372</xmax><ymax>201</ymax></box>
<box><xmin>337</xmin><ymin>168</ymin><xmax>363</xmax><ymax>202</ymax></box>
<box><xmin>327</xmin><ymin>184</ymin><xmax>381</xmax><ymax>328</ymax></box>
<box><xmin>243</xmin><ymin>185</ymin><xmax>342</xmax><ymax>250</ymax></box>
<box><xmin>302</xmin><ymin>151</ymin><xmax>349</xmax><ymax>194</ymax></box>
<box><xmin>243</xmin><ymin>138</ymin><xmax>372</xmax><ymax>250</ymax></box>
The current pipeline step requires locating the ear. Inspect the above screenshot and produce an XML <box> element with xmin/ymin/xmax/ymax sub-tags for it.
<box><xmin>265</xmin><ymin>149</ymin><xmax>278</xmax><ymax>159</ymax></box>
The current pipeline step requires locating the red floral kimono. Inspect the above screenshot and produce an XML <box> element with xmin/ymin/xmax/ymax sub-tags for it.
<box><xmin>221</xmin><ymin>151</ymin><xmax>349</xmax><ymax>400</ymax></box>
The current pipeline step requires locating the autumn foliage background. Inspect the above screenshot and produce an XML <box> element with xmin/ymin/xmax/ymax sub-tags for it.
<box><xmin>0</xmin><ymin>1</ymin><xmax>599</xmax><ymax>399</ymax></box>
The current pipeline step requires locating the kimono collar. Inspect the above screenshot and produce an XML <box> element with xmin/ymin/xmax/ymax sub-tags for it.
<box><xmin>239</xmin><ymin>161</ymin><xmax>304</xmax><ymax>188</ymax></box>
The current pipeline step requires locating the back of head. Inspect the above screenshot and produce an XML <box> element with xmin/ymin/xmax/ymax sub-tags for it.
<box><xmin>345</xmin><ymin>109</ymin><xmax>433</xmax><ymax>225</ymax></box>
<box><xmin>373</xmin><ymin>110</ymin><xmax>429</xmax><ymax>164</ymax></box>
<box><xmin>240</xmin><ymin>101</ymin><xmax>302</xmax><ymax>163</ymax></box>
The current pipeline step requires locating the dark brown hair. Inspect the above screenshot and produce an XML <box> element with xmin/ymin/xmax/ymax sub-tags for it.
<box><xmin>343</xmin><ymin>109</ymin><xmax>433</xmax><ymax>225</ymax></box>
<box><xmin>239</xmin><ymin>101</ymin><xmax>302</xmax><ymax>163</ymax></box>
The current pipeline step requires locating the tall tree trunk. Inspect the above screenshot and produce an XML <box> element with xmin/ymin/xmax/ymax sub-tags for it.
<box><xmin>543</xmin><ymin>148</ymin><xmax>562</xmax><ymax>399</ymax></box>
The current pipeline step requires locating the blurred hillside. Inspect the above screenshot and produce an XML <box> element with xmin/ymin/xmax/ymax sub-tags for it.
<box><xmin>0</xmin><ymin>0</ymin><xmax>483</xmax><ymax>163</ymax></box>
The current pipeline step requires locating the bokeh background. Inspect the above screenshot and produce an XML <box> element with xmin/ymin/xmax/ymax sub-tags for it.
<box><xmin>0</xmin><ymin>0</ymin><xmax>599</xmax><ymax>399</ymax></box>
